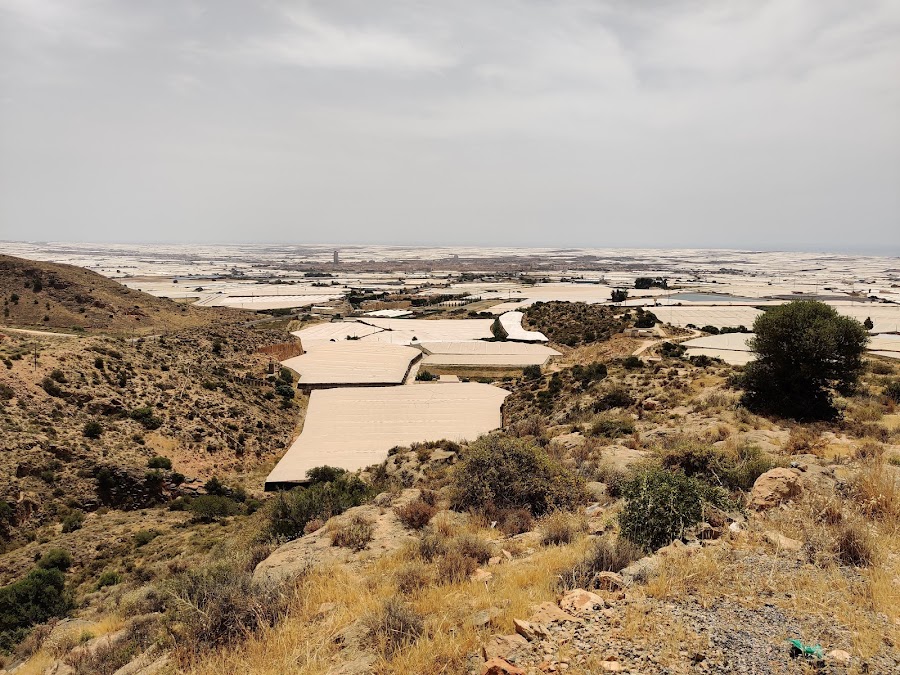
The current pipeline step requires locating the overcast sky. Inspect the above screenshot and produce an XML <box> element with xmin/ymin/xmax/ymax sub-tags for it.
<box><xmin>1</xmin><ymin>0</ymin><xmax>898</xmax><ymax>252</ymax></box>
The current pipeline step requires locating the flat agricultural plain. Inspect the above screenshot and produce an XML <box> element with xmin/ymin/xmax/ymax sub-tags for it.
<box><xmin>265</xmin><ymin>383</ymin><xmax>510</xmax><ymax>486</ymax></box>
<box><xmin>281</xmin><ymin>341</ymin><xmax>420</xmax><ymax>386</ymax></box>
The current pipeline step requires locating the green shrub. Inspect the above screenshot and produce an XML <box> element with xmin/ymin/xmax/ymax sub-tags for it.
<box><xmin>885</xmin><ymin>381</ymin><xmax>900</xmax><ymax>404</ymax></box>
<box><xmin>96</xmin><ymin>571</ymin><xmax>121</xmax><ymax>589</ymax></box>
<box><xmin>522</xmin><ymin>365</ymin><xmax>541</xmax><ymax>381</ymax></box>
<box><xmin>623</xmin><ymin>356</ymin><xmax>642</xmax><ymax>369</ymax></box>
<box><xmin>0</xmin><ymin>567</ymin><xmax>70</xmax><ymax>651</ymax></box>
<box><xmin>590</xmin><ymin>415</ymin><xmax>635</xmax><ymax>439</ymax></box>
<box><xmin>450</xmin><ymin>434</ymin><xmax>587</xmax><ymax>516</ymax></box>
<box><xmin>146</xmin><ymin>456</ymin><xmax>172</xmax><ymax>470</ymax></box>
<box><xmin>593</xmin><ymin>387</ymin><xmax>635</xmax><ymax>412</ymax></box>
<box><xmin>133</xmin><ymin>529</ymin><xmax>160</xmax><ymax>547</ymax></box>
<box><xmin>415</xmin><ymin>369</ymin><xmax>436</xmax><ymax>381</ymax></box>
<box><xmin>188</xmin><ymin>495</ymin><xmax>241</xmax><ymax>523</ymax></box>
<box><xmin>266</xmin><ymin>471</ymin><xmax>371</xmax><ymax>541</ymax></box>
<box><xmin>130</xmin><ymin>407</ymin><xmax>163</xmax><ymax>430</ymax></box>
<box><xmin>61</xmin><ymin>512</ymin><xmax>84</xmax><ymax>533</ymax></box>
<box><xmin>619</xmin><ymin>467</ymin><xmax>730</xmax><ymax>551</ymax></box>
<box><xmin>742</xmin><ymin>301</ymin><xmax>868</xmax><ymax>420</ymax></box>
<box><xmin>659</xmin><ymin>441</ymin><xmax>774</xmax><ymax>492</ymax></box>
<box><xmin>38</xmin><ymin>548</ymin><xmax>72</xmax><ymax>571</ymax></box>
<box><xmin>83</xmin><ymin>420</ymin><xmax>103</xmax><ymax>439</ymax></box>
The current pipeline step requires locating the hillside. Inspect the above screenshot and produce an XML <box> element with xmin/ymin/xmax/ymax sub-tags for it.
<box><xmin>0</xmin><ymin>254</ymin><xmax>237</xmax><ymax>333</ymax></box>
<box><xmin>0</xmin><ymin>298</ymin><xmax>898</xmax><ymax>675</ymax></box>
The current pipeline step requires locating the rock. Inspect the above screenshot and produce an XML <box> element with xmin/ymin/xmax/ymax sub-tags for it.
<box><xmin>488</xmin><ymin>556</ymin><xmax>502</xmax><ymax>566</ymax></box>
<box><xmin>326</xmin><ymin>653</ymin><xmax>377</xmax><ymax>675</ymax></box>
<box><xmin>501</xmin><ymin>549</ymin><xmax>514</xmax><ymax>561</ymax></box>
<box><xmin>584</xmin><ymin>504</ymin><xmax>604</xmax><ymax>517</ymax></box>
<box><xmin>826</xmin><ymin>649</ymin><xmax>851</xmax><ymax>665</ymax></box>
<box><xmin>620</xmin><ymin>555</ymin><xmax>659</xmax><ymax>584</ymax></box>
<box><xmin>43</xmin><ymin>662</ymin><xmax>75</xmax><ymax>675</ymax></box>
<box><xmin>472</xmin><ymin>607</ymin><xmax>502</xmax><ymax>629</ymax></box>
<box><xmin>728</xmin><ymin>521</ymin><xmax>743</xmax><ymax>533</ymax></box>
<box><xmin>253</xmin><ymin>490</ymin><xmax>421</xmax><ymax>585</ymax></box>
<box><xmin>749</xmin><ymin>468</ymin><xmax>802</xmax><ymax>510</ymax></box>
<box><xmin>764</xmin><ymin>531</ymin><xmax>803</xmax><ymax>552</ymax></box>
<box><xmin>513</xmin><ymin>619</ymin><xmax>550</xmax><ymax>641</ymax></box>
<box><xmin>112</xmin><ymin>652</ymin><xmax>170</xmax><ymax>675</ymax></box>
<box><xmin>559</xmin><ymin>589</ymin><xmax>605</xmax><ymax>615</ymax></box>
<box><xmin>528</xmin><ymin>602</ymin><xmax>582</xmax><ymax>625</ymax></box>
<box><xmin>599</xmin><ymin>661</ymin><xmax>624</xmax><ymax>672</ymax></box>
<box><xmin>481</xmin><ymin>657</ymin><xmax>527</xmax><ymax>675</ymax></box>
<box><xmin>594</xmin><ymin>571</ymin><xmax>626</xmax><ymax>590</ymax></box>
<box><xmin>471</xmin><ymin>568</ymin><xmax>494</xmax><ymax>583</ymax></box>
<box><xmin>334</xmin><ymin>619</ymin><xmax>368</xmax><ymax>651</ymax></box>
<box><xmin>482</xmin><ymin>634</ymin><xmax>530</xmax><ymax>661</ymax></box>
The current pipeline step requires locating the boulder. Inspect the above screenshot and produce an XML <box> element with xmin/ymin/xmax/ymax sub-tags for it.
<box><xmin>528</xmin><ymin>602</ymin><xmax>581</xmax><ymax>625</ymax></box>
<box><xmin>764</xmin><ymin>531</ymin><xmax>803</xmax><ymax>552</ymax></box>
<box><xmin>826</xmin><ymin>649</ymin><xmax>851</xmax><ymax>665</ymax></box>
<box><xmin>558</xmin><ymin>589</ymin><xmax>605</xmax><ymax>615</ymax></box>
<box><xmin>472</xmin><ymin>607</ymin><xmax>502</xmax><ymax>629</ymax></box>
<box><xmin>481</xmin><ymin>657</ymin><xmax>526</xmax><ymax>675</ymax></box>
<box><xmin>749</xmin><ymin>468</ymin><xmax>802</xmax><ymax>510</ymax></box>
<box><xmin>513</xmin><ymin>619</ymin><xmax>549</xmax><ymax>641</ymax></box>
<box><xmin>482</xmin><ymin>634</ymin><xmax>530</xmax><ymax>661</ymax></box>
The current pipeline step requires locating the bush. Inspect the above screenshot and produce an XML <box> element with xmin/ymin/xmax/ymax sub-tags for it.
<box><xmin>146</xmin><ymin>456</ymin><xmax>172</xmax><ymax>470</ymax></box>
<box><xmin>365</xmin><ymin>598</ymin><xmax>423</xmax><ymax>657</ymax></box>
<box><xmin>165</xmin><ymin>563</ymin><xmax>288</xmax><ymax>651</ymax></box>
<box><xmin>0</xmin><ymin>567</ymin><xmax>70</xmax><ymax>652</ymax></box>
<box><xmin>188</xmin><ymin>495</ymin><xmax>241</xmax><ymax>523</ymax></box>
<box><xmin>660</xmin><ymin>342</ymin><xmax>686</xmax><ymax>358</ymax></box>
<box><xmin>83</xmin><ymin>420</ymin><xmax>103</xmax><ymax>439</ymax></box>
<box><xmin>741</xmin><ymin>301</ymin><xmax>868</xmax><ymax>420</ymax></box>
<box><xmin>96</xmin><ymin>571</ymin><xmax>122</xmax><ymax>589</ymax></box>
<box><xmin>593</xmin><ymin>387</ymin><xmax>634</xmax><ymax>412</ymax></box>
<box><xmin>885</xmin><ymin>380</ymin><xmax>900</xmax><ymax>404</ymax></box>
<box><xmin>450</xmin><ymin>434</ymin><xmax>587</xmax><ymax>516</ymax></box>
<box><xmin>274</xmin><ymin>383</ymin><xmax>295</xmax><ymax>400</ymax></box>
<box><xmin>266</xmin><ymin>472</ymin><xmax>371</xmax><ymax>541</ymax></box>
<box><xmin>61</xmin><ymin>511</ymin><xmax>84</xmax><ymax>533</ymax></box>
<box><xmin>619</xmin><ymin>467</ymin><xmax>730</xmax><ymax>551</ymax></box>
<box><xmin>436</xmin><ymin>550</ymin><xmax>477</xmax><ymax>584</ymax></box>
<box><xmin>415</xmin><ymin>369</ymin><xmax>436</xmax><ymax>381</ymax></box>
<box><xmin>522</xmin><ymin>365</ymin><xmax>541</xmax><ymax>381</ymax></box>
<box><xmin>130</xmin><ymin>407</ymin><xmax>163</xmax><ymax>430</ymax></box>
<box><xmin>394</xmin><ymin>562</ymin><xmax>432</xmax><ymax>595</ymax></box>
<box><xmin>496</xmin><ymin>507</ymin><xmax>534</xmax><ymax>536</ymax></box>
<box><xmin>557</xmin><ymin>536</ymin><xmax>644</xmax><ymax>590</ymax></box>
<box><xmin>539</xmin><ymin>512</ymin><xmax>584</xmax><ymax>546</ymax></box>
<box><xmin>133</xmin><ymin>529</ymin><xmax>160</xmax><ymax>547</ymax></box>
<box><xmin>395</xmin><ymin>499</ymin><xmax>436</xmax><ymax>530</ymax></box>
<box><xmin>329</xmin><ymin>514</ymin><xmax>374</xmax><ymax>551</ymax></box>
<box><xmin>659</xmin><ymin>440</ymin><xmax>774</xmax><ymax>492</ymax></box>
<box><xmin>38</xmin><ymin>548</ymin><xmax>72</xmax><ymax>571</ymax></box>
<box><xmin>835</xmin><ymin>521</ymin><xmax>877</xmax><ymax>567</ymax></box>
<box><xmin>590</xmin><ymin>415</ymin><xmax>635</xmax><ymax>439</ymax></box>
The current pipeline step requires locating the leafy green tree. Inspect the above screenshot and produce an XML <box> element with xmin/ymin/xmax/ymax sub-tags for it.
<box><xmin>610</xmin><ymin>288</ymin><xmax>628</xmax><ymax>303</ymax></box>
<box><xmin>741</xmin><ymin>301</ymin><xmax>868</xmax><ymax>420</ymax></box>
<box><xmin>863</xmin><ymin>317</ymin><xmax>874</xmax><ymax>330</ymax></box>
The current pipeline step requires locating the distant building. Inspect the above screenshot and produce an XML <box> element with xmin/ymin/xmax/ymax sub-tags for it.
<box><xmin>333</xmin><ymin>250</ymin><xmax>340</xmax><ymax>266</ymax></box>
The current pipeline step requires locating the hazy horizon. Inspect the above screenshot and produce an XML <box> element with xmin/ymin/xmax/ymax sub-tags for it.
<box><xmin>2</xmin><ymin>1</ymin><xmax>899</xmax><ymax>251</ymax></box>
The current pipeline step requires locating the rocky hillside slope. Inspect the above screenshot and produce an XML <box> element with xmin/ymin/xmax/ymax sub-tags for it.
<box><xmin>0</xmin><ymin>254</ymin><xmax>236</xmax><ymax>333</ymax></box>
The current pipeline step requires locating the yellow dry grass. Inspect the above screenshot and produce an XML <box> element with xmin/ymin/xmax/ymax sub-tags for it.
<box><xmin>186</xmin><ymin>537</ymin><xmax>593</xmax><ymax>675</ymax></box>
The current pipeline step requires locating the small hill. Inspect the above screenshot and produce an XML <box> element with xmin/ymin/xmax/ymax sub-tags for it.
<box><xmin>0</xmin><ymin>254</ymin><xmax>236</xmax><ymax>333</ymax></box>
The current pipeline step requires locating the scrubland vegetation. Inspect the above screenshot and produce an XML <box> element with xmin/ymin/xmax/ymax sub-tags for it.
<box><xmin>2</xmin><ymin>295</ymin><xmax>899</xmax><ymax>674</ymax></box>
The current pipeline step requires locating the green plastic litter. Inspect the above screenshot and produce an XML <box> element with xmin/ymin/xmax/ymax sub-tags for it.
<box><xmin>789</xmin><ymin>639</ymin><xmax>824</xmax><ymax>659</ymax></box>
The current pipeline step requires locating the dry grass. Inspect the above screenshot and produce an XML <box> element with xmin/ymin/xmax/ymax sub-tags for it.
<box><xmin>850</xmin><ymin>459</ymin><xmax>900</xmax><ymax>524</ymax></box>
<box><xmin>184</xmin><ymin>539</ymin><xmax>591</xmax><ymax>675</ymax></box>
<box><xmin>329</xmin><ymin>515</ymin><xmax>375</xmax><ymax>551</ymax></box>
